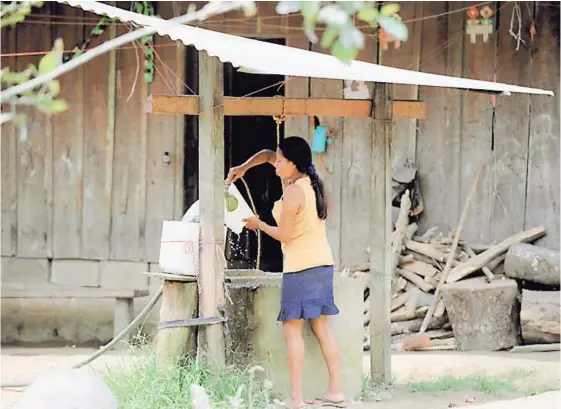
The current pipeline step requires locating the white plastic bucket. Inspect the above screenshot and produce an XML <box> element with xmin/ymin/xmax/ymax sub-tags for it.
<box><xmin>159</xmin><ymin>220</ymin><xmax>200</xmax><ymax>276</ymax></box>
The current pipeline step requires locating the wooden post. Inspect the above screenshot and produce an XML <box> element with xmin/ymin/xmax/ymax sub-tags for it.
<box><xmin>369</xmin><ymin>82</ymin><xmax>393</xmax><ymax>385</ymax></box>
<box><xmin>156</xmin><ymin>280</ymin><xmax>198</xmax><ymax>365</ymax></box>
<box><xmin>198</xmin><ymin>50</ymin><xmax>226</xmax><ymax>367</ymax></box>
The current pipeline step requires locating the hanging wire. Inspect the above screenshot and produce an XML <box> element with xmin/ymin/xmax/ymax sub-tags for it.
<box><xmin>509</xmin><ymin>1</ymin><xmax>526</xmax><ymax>51</ymax></box>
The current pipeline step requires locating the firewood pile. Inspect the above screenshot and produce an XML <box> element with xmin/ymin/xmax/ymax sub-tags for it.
<box><xmin>342</xmin><ymin>186</ymin><xmax>557</xmax><ymax>352</ymax></box>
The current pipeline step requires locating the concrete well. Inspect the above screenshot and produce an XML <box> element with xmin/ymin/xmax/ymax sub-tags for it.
<box><xmin>224</xmin><ymin>271</ymin><xmax>365</xmax><ymax>400</ymax></box>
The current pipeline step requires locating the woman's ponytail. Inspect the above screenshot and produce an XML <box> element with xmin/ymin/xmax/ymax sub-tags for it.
<box><xmin>305</xmin><ymin>164</ymin><xmax>328</xmax><ymax>220</ymax></box>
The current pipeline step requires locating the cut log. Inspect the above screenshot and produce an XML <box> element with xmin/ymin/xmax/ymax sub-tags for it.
<box><xmin>399</xmin><ymin>260</ymin><xmax>439</xmax><ymax>277</ymax></box>
<box><xmin>446</xmin><ymin>226</ymin><xmax>547</xmax><ymax>283</ymax></box>
<box><xmin>403</xmin><ymin>239</ymin><xmax>447</xmax><ymax>262</ymax></box>
<box><xmin>521</xmin><ymin>289</ymin><xmax>560</xmax><ymax>344</ymax></box>
<box><xmin>405</xmin><ymin>251</ymin><xmax>444</xmax><ymax>269</ymax></box>
<box><xmin>391</xmin><ymin>315</ymin><xmax>447</xmax><ymax>336</ymax></box>
<box><xmin>464</xmin><ymin>244</ymin><xmax>494</xmax><ymax>281</ymax></box>
<box><xmin>424</xmin><ymin>275</ymin><xmax>439</xmax><ymax>288</ymax></box>
<box><xmin>391</xmin><ymin>306</ymin><xmax>428</xmax><ymax>322</ymax></box>
<box><xmin>505</xmin><ymin>244</ymin><xmax>560</xmax><ymax>286</ymax></box>
<box><xmin>404</xmin><ymin>285</ymin><xmax>434</xmax><ymax>315</ymax></box>
<box><xmin>441</xmin><ymin>278</ymin><xmax>522</xmax><ymax>351</ymax></box>
<box><xmin>467</xmin><ymin>243</ymin><xmax>493</xmax><ymax>253</ymax></box>
<box><xmin>400</xmin><ymin>254</ymin><xmax>414</xmax><ymax>264</ymax></box>
<box><xmin>433</xmin><ymin>298</ymin><xmax>446</xmax><ymax>318</ymax></box>
<box><xmin>487</xmin><ymin>254</ymin><xmax>506</xmax><ymax>271</ymax></box>
<box><xmin>396</xmin><ymin>268</ymin><xmax>434</xmax><ymax>293</ymax></box>
<box><xmin>422</xmin><ymin>329</ymin><xmax>454</xmax><ymax>340</ymax></box>
<box><xmin>510</xmin><ymin>343</ymin><xmax>560</xmax><ymax>353</ymax></box>
<box><xmin>406</xmin><ymin>223</ymin><xmax>418</xmax><ymax>240</ymax></box>
<box><xmin>392</xmin><ymin>276</ymin><xmax>408</xmax><ymax>294</ymax></box>
<box><xmin>391</xmin><ymin>291</ymin><xmax>410</xmax><ymax>312</ymax></box>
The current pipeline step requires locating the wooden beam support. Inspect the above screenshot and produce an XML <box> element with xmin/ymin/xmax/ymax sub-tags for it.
<box><xmin>146</xmin><ymin>95</ymin><xmax>426</xmax><ymax>119</ymax></box>
<box><xmin>369</xmin><ymin>82</ymin><xmax>393</xmax><ymax>385</ymax></box>
<box><xmin>198</xmin><ymin>50</ymin><xmax>226</xmax><ymax>367</ymax></box>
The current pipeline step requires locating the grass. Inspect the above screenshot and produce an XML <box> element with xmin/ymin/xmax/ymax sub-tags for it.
<box><xmin>360</xmin><ymin>368</ymin><xmax>558</xmax><ymax>399</ymax></box>
<box><xmin>405</xmin><ymin>371</ymin><xmax>557</xmax><ymax>397</ymax></box>
<box><xmin>97</xmin><ymin>347</ymin><xmax>275</xmax><ymax>409</ymax></box>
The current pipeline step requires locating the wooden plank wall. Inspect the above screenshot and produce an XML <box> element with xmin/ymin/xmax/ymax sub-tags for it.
<box><xmin>1</xmin><ymin>1</ymin><xmax>559</xmax><ymax>273</ymax></box>
<box><xmin>524</xmin><ymin>3</ymin><xmax>560</xmax><ymax>249</ymax></box>
<box><xmin>0</xmin><ymin>2</ymin><xmax>185</xmax><ymax>266</ymax></box>
<box><xmin>1</xmin><ymin>24</ymin><xmax>18</xmax><ymax>257</ymax></box>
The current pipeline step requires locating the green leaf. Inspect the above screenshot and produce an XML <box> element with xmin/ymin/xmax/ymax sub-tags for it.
<box><xmin>15</xmin><ymin>5</ymin><xmax>32</xmax><ymax>15</ymax></box>
<box><xmin>47</xmin><ymin>79</ymin><xmax>60</xmax><ymax>97</ymax></box>
<box><xmin>357</xmin><ymin>6</ymin><xmax>379</xmax><ymax>23</ymax></box>
<box><xmin>2</xmin><ymin>71</ymin><xmax>30</xmax><ymax>85</ymax></box>
<box><xmin>320</xmin><ymin>27</ymin><xmax>339</xmax><ymax>48</ymax></box>
<box><xmin>380</xmin><ymin>3</ymin><xmax>400</xmax><ymax>17</ymax></box>
<box><xmin>38</xmin><ymin>53</ymin><xmax>58</xmax><ymax>76</ymax></box>
<box><xmin>1</xmin><ymin>13</ymin><xmax>26</xmax><ymax>28</ymax></box>
<box><xmin>144</xmin><ymin>72</ymin><xmax>153</xmax><ymax>83</ymax></box>
<box><xmin>378</xmin><ymin>15</ymin><xmax>408</xmax><ymax>41</ymax></box>
<box><xmin>38</xmin><ymin>98</ymin><xmax>68</xmax><ymax>114</ymax></box>
<box><xmin>301</xmin><ymin>1</ymin><xmax>320</xmax><ymax>18</ymax></box>
<box><xmin>38</xmin><ymin>39</ymin><xmax>64</xmax><ymax>76</ymax></box>
<box><xmin>49</xmin><ymin>99</ymin><xmax>69</xmax><ymax>113</ymax></box>
<box><xmin>27</xmin><ymin>64</ymin><xmax>39</xmax><ymax>76</ymax></box>
<box><xmin>332</xmin><ymin>40</ymin><xmax>359</xmax><ymax>64</ymax></box>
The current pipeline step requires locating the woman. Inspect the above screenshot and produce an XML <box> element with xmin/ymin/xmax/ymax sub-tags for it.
<box><xmin>226</xmin><ymin>136</ymin><xmax>346</xmax><ymax>409</ymax></box>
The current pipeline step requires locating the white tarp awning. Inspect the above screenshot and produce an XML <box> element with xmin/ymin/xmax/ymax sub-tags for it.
<box><xmin>59</xmin><ymin>1</ymin><xmax>554</xmax><ymax>97</ymax></box>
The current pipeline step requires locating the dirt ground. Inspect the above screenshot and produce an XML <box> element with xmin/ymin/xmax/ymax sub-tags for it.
<box><xmin>1</xmin><ymin>347</ymin><xmax>559</xmax><ymax>409</ymax></box>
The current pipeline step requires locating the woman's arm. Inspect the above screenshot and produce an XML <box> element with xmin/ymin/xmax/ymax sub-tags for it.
<box><xmin>243</xmin><ymin>149</ymin><xmax>276</xmax><ymax>168</ymax></box>
<box><xmin>226</xmin><ymin>149</ymin><xmax>276</xmax><ymax>184</ymax></box>
<box><xmin>246</xmin><ymin>184</ymin><xmax>304</xmax><ymax>243</ymax></box>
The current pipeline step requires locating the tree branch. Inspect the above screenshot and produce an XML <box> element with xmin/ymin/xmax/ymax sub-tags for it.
<box><xmin>0</xmin><ymin>1</ymin><xmax>245</xmax><ymax>103</ymax></box>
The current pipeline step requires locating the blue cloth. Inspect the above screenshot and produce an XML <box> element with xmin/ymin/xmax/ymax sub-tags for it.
<box><xmin>277</xmin><ymin>265</ymin><xmax>340</xmax><ymax>322</ymax></box>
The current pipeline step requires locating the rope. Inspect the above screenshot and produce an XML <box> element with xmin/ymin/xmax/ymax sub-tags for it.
<box><xmin>240</xmin><ymin>176</ymin><xmax>261</xmax><ymax>272</ymax></box>
<box><xmin>235</xmin><ymin>114</ymin><xmax>285</xmax><ymax>273</ymax></box>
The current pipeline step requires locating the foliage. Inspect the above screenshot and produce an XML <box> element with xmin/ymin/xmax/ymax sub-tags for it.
<box><xmin>99</xmin><ymin>347</ymin><xmax>275</xmax><ymax>409</ymax></box>
<box><xmin>0</xmin><ymin>1</ymin><xmax>44</xmax><ymax>28</ymax></box>
<box><xmin>0</xmin><ymin>1</ymin><xmax>408</xmax><ymax>130</ymax></box>
<box><xmin>276</xmin><ymin>1</ymin><xmax>408</xmax><ymax>63</ymax></box>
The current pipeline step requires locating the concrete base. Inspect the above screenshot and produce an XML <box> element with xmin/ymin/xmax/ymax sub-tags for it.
<box><xmin>1</xmin><ymin>265</ymin><xmax>365</xmax><ymax>400</ymax></box>
<box><xmin>225</xmin><ymin>274</ymin><xmax>365</xmax><ymax>400</ymax></box>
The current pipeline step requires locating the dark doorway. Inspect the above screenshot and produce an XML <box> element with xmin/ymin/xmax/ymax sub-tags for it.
<box><xmin>224</xmin><ymin>38</ymin><xmax>286</xmax><ymax>273</ymax></box>
<box><xmin>183</xmin><ymin>40</ymin><xmax>286</xmax><ymax>273</ymax></box>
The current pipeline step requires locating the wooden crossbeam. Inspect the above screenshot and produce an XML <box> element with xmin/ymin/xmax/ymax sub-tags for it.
<box><xmin>146</xmin><ymin>95</ymin><xmax>426</xmax><ymax>119</ymax></box>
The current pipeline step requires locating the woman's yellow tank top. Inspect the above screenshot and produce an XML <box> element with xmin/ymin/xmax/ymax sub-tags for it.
<box><xmin>272</xmin><ymin>177</ymin><xmax>334</xmax><ymax>273</ymax></box>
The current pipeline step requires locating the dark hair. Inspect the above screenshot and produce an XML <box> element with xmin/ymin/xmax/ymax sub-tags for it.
<box><xmin>278</xmin><ymin>136</ymin><xmax>328</xmax><ymax>220</ymax></box>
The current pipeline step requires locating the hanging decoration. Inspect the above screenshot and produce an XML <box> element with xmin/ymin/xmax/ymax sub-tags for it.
<box><xmin>379</xmin><ymin>14</ymin><xmax>402</xmax><ymax>50</ymax></box>
<box><xmin>309</xmin><ymin>116</ymin><xmax>332</xmax><ymax>174</ymax></box>
<box><xmin>132</xmin><ymin>1</ymin><xmax>156</xmax><ymax>84</ymax></box>
<box><xmin>466</xmin><ymin>5</ymin><xmax>494</xmax><ymax>44</ymax></box>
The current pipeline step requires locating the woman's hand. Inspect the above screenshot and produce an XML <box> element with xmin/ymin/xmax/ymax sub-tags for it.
<box><xmin>226</xmin><ymin>165</ymin><xmax>246</xmax><ymax>184</ymax></box>
<box><xmin>243</xmin><ymin>216</ymin><xmax>261</xmax><ymax>230</ymax></box>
